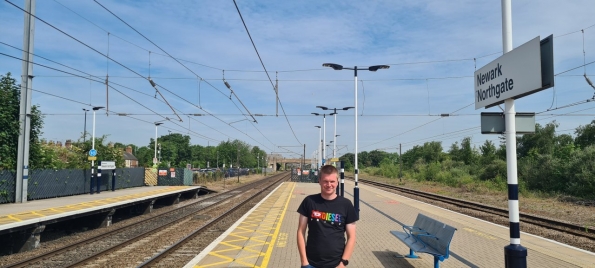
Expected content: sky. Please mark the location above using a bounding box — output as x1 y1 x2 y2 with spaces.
1 0 594 161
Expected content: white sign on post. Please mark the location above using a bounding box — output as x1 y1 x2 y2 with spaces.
474 36 542 109
100 161 116 170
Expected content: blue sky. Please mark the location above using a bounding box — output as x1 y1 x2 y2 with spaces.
1 0 594 160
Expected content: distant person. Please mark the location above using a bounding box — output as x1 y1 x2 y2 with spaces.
297 165 358 268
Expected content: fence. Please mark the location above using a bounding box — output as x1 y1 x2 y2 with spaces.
290 168 318 183
156 168 193 186
0 167 145 204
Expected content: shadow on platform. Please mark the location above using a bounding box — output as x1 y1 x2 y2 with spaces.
372 250 417 268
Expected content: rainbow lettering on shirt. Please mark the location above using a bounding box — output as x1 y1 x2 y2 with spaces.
311 210 342 223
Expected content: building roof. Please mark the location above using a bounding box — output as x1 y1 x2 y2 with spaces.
123 151 138 161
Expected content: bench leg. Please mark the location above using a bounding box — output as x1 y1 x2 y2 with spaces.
394 249 418 259
405 249 419 258
433 256 440 268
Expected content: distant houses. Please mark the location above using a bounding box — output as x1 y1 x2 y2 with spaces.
123 146 138 168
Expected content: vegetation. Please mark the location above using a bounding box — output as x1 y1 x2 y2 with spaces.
0 73 44 170
340 121 595 199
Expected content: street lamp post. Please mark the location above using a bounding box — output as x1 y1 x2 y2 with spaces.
317 106 354 159
90 106 104 195
314 126 321 169
83 108 89 143
312 112 335 165
154 122 163 166
335 134 341 158
323 63 390 216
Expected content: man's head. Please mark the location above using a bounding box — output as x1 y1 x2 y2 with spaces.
318 165 338 198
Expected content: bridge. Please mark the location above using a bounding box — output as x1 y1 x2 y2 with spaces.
266 157 314 171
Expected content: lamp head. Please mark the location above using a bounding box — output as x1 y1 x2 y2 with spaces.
83 108 89 112
330 112 337 116
315 126 321 128
322 63 343 70
92 106 104 111
342 106 355 110
316 106 329 110
311 112 320 116
368 65 390 72
155 122 163 126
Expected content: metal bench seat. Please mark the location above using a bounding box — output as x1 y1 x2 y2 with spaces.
390 213 457 268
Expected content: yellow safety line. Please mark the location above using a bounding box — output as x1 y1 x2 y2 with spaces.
0 186 196 223
260 182 295 267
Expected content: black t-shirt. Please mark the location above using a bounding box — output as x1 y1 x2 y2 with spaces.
297 194 358 268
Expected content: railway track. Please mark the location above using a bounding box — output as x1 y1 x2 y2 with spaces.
4 172 289 268
353 177 595 241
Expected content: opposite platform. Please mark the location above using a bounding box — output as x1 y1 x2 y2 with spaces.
0 185 202 233
188 181 595 267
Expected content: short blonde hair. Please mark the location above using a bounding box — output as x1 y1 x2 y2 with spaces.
320 165 338 179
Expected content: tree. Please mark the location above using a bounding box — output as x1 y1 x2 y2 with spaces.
460 137 478 165
517 122 557 157
479 140 496 165
0 72 44 170
574 120 595 149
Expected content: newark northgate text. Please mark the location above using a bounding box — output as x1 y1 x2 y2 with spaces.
476 63 514 102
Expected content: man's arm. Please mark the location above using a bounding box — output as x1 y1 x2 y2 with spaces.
338 223 356 267
297 214 309 266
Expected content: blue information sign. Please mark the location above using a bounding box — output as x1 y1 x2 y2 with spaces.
89 149 97 157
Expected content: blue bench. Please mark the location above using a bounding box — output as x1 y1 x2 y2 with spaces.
390 213 457 268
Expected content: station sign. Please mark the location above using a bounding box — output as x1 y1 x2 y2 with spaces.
100 161 116 170
480 112 536 134
474 35 554 109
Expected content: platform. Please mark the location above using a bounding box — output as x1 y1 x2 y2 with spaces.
0 185 202 234
187 180 595 267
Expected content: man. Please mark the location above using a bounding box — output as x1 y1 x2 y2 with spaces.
297 165 358 268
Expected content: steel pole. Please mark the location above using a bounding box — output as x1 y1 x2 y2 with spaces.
322 115 326 164
318 127 322 168
154 125 158 162
91 109 97 195
333 113 337 158
501 0 526 266
83 110 88 143
353 67 360 216
16 0 36 203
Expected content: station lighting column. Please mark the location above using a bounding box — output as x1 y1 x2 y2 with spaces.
322 63 390 216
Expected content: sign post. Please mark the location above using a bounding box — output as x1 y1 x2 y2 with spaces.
100 161 116 191
475 3 553 266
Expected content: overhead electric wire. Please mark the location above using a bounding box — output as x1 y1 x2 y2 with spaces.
0 48 235 143
4 2 271 150
232 0 301 145
92 0 269 147
1 42 238 141
29 86 220 142
5 0 182 122
92 0 257 124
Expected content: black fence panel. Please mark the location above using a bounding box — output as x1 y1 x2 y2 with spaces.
0 170 16 204
290 168 318 183
0 168 146 203
157 168 183 186
28 169 89 200
97 167 146 191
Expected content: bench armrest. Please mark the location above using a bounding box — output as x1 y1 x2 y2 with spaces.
402 225 429 243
